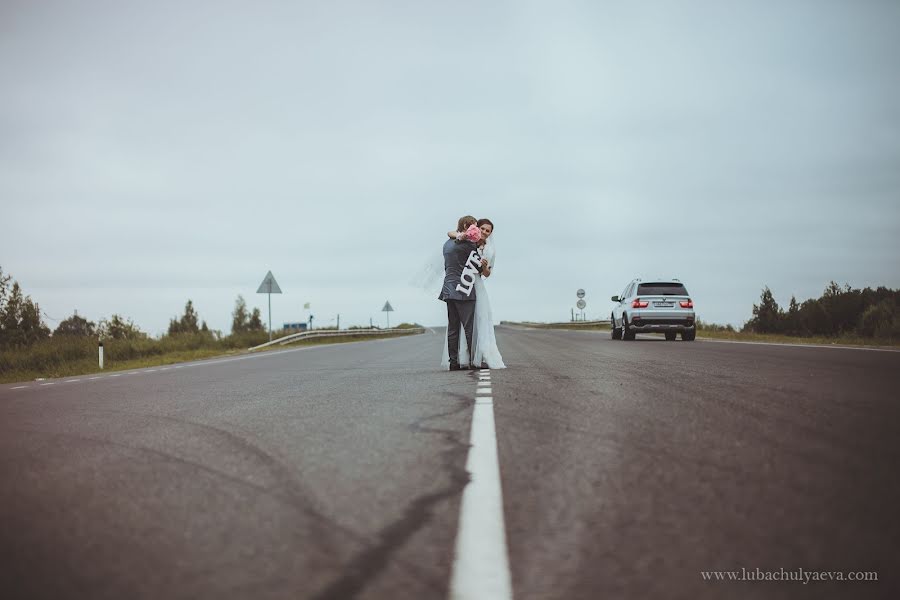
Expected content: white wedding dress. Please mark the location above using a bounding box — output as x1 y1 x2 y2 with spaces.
441 238 506 370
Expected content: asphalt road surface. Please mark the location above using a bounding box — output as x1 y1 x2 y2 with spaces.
1 327 898 600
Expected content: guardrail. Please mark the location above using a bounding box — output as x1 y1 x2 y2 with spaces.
248 327 426 351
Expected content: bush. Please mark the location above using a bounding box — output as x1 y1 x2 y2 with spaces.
857 299 899 339
696 320 734 332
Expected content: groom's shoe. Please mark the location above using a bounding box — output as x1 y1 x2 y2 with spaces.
449 363 463 371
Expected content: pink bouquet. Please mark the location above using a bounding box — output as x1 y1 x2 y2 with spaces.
464 224 482 243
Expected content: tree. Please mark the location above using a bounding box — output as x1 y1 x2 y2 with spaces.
54 313 97 337
0 266 11 310
232 295 249 334
248 307 264 331
0 279 50 348
0 281 23 337
99 315 145 340
858 299 898 339
18 298 50 346
168 300 201 335
744 286 783 333
819 281 861 335
784 296 800 335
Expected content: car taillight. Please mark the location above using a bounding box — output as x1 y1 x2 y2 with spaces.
680 299 693 308
632 298 649 308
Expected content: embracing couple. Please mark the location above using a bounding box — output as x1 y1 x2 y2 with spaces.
438 215 506 371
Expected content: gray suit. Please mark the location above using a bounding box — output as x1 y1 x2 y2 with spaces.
439 239 482 367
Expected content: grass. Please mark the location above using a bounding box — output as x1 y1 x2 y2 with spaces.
0 329 422 384
502 321 899 348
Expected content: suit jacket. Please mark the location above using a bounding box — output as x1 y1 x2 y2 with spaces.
439 238 482 302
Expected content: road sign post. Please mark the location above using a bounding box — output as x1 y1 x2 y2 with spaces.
577 292 587 322
382 301 394 328
256 270 283 342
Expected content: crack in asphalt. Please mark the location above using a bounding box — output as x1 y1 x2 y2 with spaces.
311 396 473 600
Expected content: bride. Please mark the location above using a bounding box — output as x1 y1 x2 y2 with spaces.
441 218 506 370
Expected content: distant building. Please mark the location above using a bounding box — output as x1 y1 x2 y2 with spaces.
283 322 308 332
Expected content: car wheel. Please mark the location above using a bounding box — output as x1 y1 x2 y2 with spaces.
623 314 636 341
665 332 677 341
681 328 696 341
611 313 622 339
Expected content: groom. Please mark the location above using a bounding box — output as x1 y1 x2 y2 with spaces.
439 215 483 370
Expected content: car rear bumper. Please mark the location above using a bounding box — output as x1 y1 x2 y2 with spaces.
629 310 695 331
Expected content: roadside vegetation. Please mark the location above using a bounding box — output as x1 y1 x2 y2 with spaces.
507 282 900 348
0 265 422 383
741 282 899 341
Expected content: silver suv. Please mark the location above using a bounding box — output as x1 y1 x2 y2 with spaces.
611 279 696 341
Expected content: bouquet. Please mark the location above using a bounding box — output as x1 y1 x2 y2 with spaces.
457 224 482 243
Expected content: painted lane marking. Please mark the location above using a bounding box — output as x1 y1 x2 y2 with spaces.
110 374 121 377
11 386 27 390
39 383 55 386
88 376 102 380
476 389 492 395
449 392 513 600
64 379 82 383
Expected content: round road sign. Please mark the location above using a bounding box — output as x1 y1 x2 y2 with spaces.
576 299 586 309
576 289 585 299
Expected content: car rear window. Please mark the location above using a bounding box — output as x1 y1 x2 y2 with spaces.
637 282 689 296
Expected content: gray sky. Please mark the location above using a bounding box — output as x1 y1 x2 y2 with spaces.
2 0 899 335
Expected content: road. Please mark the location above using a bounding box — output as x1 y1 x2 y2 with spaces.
1 327 898 599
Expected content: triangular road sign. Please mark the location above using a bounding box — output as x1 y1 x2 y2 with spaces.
382 301 394 312
256 271 282 294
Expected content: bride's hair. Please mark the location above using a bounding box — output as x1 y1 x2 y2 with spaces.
477 218 494 230
457 215 477 232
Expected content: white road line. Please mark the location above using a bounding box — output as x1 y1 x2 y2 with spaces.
110 374 121 377
450 393 513 600
11 386 27 390
88 376 102 380
64 379 81 383
697 338 900 353
476 388 492 394
39 383 55 386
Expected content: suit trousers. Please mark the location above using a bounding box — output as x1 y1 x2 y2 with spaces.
446 300 476 367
